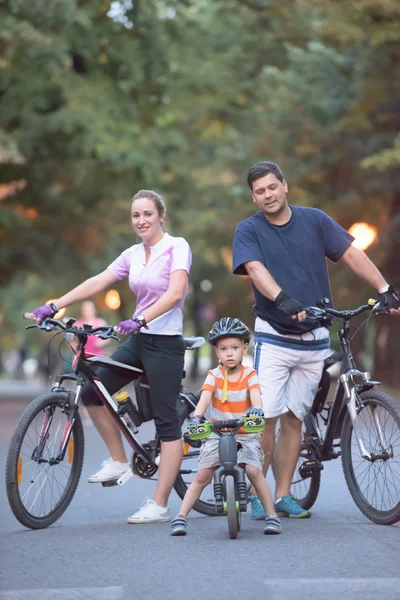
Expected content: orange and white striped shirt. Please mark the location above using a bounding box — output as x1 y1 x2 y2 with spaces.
201 365 261 431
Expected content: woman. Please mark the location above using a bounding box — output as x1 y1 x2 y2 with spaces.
31 190 192 524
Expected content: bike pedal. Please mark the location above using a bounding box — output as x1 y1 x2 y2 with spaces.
299 460 324 479
101 478 119 487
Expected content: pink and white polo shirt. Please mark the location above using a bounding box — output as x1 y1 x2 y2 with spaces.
107 233 192 335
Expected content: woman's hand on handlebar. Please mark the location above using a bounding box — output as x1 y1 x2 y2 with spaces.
115 318 142 336
31 304 56 323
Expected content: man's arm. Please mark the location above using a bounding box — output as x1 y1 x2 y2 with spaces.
244 261 307 321
339 244 387 291
340 244 400 314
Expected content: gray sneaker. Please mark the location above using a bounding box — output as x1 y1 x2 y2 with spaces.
264 515 282 535
171 514 187 536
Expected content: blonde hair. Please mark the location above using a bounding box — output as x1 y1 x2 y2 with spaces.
131 190 167 218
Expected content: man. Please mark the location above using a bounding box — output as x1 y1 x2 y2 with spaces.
232 160 400 519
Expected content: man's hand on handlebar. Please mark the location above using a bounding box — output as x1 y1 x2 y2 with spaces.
274 290 307 322
378 285 400 315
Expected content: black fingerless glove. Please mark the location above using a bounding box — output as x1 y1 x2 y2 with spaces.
379 285 400 310
275 290 304 317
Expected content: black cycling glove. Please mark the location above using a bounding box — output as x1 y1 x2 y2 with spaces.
379 284 400 310
274 290 304 317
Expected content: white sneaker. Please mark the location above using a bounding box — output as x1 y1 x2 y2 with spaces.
88 458 130 483
127 498 170 524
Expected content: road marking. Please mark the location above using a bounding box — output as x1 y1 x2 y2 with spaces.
264 578 400 599
0 587 123 600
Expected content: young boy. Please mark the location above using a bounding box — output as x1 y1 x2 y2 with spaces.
171 317 282 536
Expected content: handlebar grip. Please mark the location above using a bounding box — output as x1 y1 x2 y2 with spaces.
24 313 35 320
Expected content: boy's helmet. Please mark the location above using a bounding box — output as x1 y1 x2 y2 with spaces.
208 317 251 345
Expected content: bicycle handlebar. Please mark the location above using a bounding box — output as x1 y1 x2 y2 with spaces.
306 300 387 321
23 314 120 341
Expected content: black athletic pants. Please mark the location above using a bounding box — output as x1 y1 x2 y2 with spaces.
81 333 185 442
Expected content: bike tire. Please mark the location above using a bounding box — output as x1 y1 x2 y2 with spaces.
282 418 321 510
5 391 84 529
173 393 216 517
226 476 238 539
291 454 321 511
341 390 400 525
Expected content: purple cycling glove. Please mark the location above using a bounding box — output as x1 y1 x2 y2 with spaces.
32 304 56 321
116 319 142 336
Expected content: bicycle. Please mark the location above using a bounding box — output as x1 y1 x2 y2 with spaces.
289 298 400 525
187 416 265 539
5 315 217 529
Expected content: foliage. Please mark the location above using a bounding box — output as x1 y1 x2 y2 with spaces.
1 0 399 381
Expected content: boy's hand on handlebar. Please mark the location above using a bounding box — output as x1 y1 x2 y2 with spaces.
31 304 56 323
379 285 400 315
246 408 264 418
275 290 307 322
116 319 142 336
189 415 202 425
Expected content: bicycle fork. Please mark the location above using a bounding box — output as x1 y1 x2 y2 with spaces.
341 371 390 461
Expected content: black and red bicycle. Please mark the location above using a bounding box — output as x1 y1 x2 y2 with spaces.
5 315 216 529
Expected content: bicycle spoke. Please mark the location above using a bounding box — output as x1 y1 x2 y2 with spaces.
349 400 400 513
17 403 75 518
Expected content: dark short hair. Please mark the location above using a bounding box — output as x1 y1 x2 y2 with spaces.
247 161 284 190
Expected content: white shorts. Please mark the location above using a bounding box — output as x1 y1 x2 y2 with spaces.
253 318 332 421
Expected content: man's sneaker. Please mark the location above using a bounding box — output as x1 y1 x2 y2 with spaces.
264 515 282 535
171 514 187 536
274 496 310 518
88 458 130 483
127 498 170 524
249 494 266 520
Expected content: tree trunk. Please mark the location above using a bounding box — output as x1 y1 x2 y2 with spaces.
373 194 400 387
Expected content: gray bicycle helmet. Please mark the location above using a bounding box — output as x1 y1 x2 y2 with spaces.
208 317 251 345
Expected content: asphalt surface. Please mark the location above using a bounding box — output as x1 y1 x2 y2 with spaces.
1 382 399 600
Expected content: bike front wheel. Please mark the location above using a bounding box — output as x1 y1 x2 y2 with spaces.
5 391 84 529
225 476 238 539
341 390 400 525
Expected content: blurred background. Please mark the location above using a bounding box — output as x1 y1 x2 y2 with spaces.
0 0 399 390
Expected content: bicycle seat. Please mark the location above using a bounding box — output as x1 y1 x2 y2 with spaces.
324 349 344 369
184 336 206 350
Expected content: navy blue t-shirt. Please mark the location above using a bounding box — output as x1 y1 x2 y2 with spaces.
232 206 354 334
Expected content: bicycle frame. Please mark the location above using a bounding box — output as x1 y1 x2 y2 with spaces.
307 304 384 462
32 320 204 486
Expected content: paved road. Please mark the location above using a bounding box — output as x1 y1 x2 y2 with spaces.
1 388 399 600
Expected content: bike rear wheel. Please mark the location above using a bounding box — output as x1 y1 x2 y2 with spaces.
226 476 238 539
341 390 400 525
173 391 216 516
290 451 321 510
284 419 321 510
5 391 84 529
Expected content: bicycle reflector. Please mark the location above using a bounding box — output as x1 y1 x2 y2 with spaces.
187 422 212 440
243 416 265 433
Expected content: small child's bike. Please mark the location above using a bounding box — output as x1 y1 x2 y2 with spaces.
187 417 264 539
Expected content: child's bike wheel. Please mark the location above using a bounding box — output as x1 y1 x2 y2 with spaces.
225 476 238 539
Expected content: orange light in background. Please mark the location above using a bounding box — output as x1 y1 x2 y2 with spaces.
46 299 65 319
105 290 121 310
348 222 378 251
